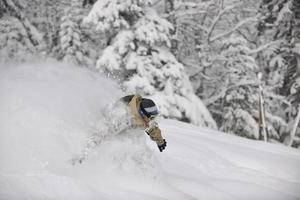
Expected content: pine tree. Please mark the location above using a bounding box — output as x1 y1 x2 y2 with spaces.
258 0 299 94
57 0 93 67
216 35 260 139
84 0 216 128
178 0 262 136
0 16 34 63
285 76 300 146
0 0 43 63
257 0 300 146
25 0 60 53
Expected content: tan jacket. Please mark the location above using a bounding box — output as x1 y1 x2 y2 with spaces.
127 95 165 146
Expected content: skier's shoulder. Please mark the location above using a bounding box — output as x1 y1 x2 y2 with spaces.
120 94 142 104
120 95 135 103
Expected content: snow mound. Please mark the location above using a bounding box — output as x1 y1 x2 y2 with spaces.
0 61 120 170
1 62 300 200
0 62 161 199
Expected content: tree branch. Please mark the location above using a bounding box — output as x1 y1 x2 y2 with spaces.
209 16 258 42
152 0 163 7
207 4 240 42
247 40 282 55
203 80 258 105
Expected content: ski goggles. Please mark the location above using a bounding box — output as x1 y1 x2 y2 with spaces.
139 106 159 120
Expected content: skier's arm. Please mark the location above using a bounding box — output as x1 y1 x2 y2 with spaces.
146 123 167 152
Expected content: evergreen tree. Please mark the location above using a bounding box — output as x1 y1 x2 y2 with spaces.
0 16 34 63
178 0 262 137
25 0 61 53
257 0 300 146
286 78 300 146
215 35 261 139
84 0 216 128
57 0 93 67
258 0 299 95
0 0 43 63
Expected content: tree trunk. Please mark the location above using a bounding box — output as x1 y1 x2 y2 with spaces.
258 73 268 141
287 104 300 146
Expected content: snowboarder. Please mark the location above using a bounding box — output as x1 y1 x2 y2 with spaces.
71 94 167 165
120 94 167 152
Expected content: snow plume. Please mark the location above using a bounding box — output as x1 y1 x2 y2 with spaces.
0 61 161 199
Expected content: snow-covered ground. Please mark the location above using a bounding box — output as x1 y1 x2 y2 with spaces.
1 62 300 200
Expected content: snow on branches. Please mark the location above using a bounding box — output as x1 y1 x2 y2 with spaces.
57 0 93 67
0 16 42 63
85 0 216 128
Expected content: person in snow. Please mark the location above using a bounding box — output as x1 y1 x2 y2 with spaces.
120 94 167 152
72 94 167 165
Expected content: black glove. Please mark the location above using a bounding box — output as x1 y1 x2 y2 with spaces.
157 139 167 152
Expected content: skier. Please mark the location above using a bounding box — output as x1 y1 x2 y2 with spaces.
72 94 167 165
120 94 167 152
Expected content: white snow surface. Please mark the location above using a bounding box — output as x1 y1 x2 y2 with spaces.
0 62 300 200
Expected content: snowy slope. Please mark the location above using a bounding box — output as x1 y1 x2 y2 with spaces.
0 62 300 200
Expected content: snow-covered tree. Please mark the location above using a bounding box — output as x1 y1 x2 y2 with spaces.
23 0 100 66
24 0 61 53
212 35 261 139
174 0 260 97
172 0 293 142
0 0 25 18
258 0 297 95
285 78 300 147
84 0 216 128
0 17 34 63
0 0 43 63
256 0 300 146
173 1 262 137
56 0 93 67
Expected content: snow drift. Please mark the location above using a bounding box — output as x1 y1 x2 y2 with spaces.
0 62 165 199
0 62 300 200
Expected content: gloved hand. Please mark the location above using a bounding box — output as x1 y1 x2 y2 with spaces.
157 139 167 152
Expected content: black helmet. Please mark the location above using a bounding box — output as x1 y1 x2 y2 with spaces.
140 98 159 119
